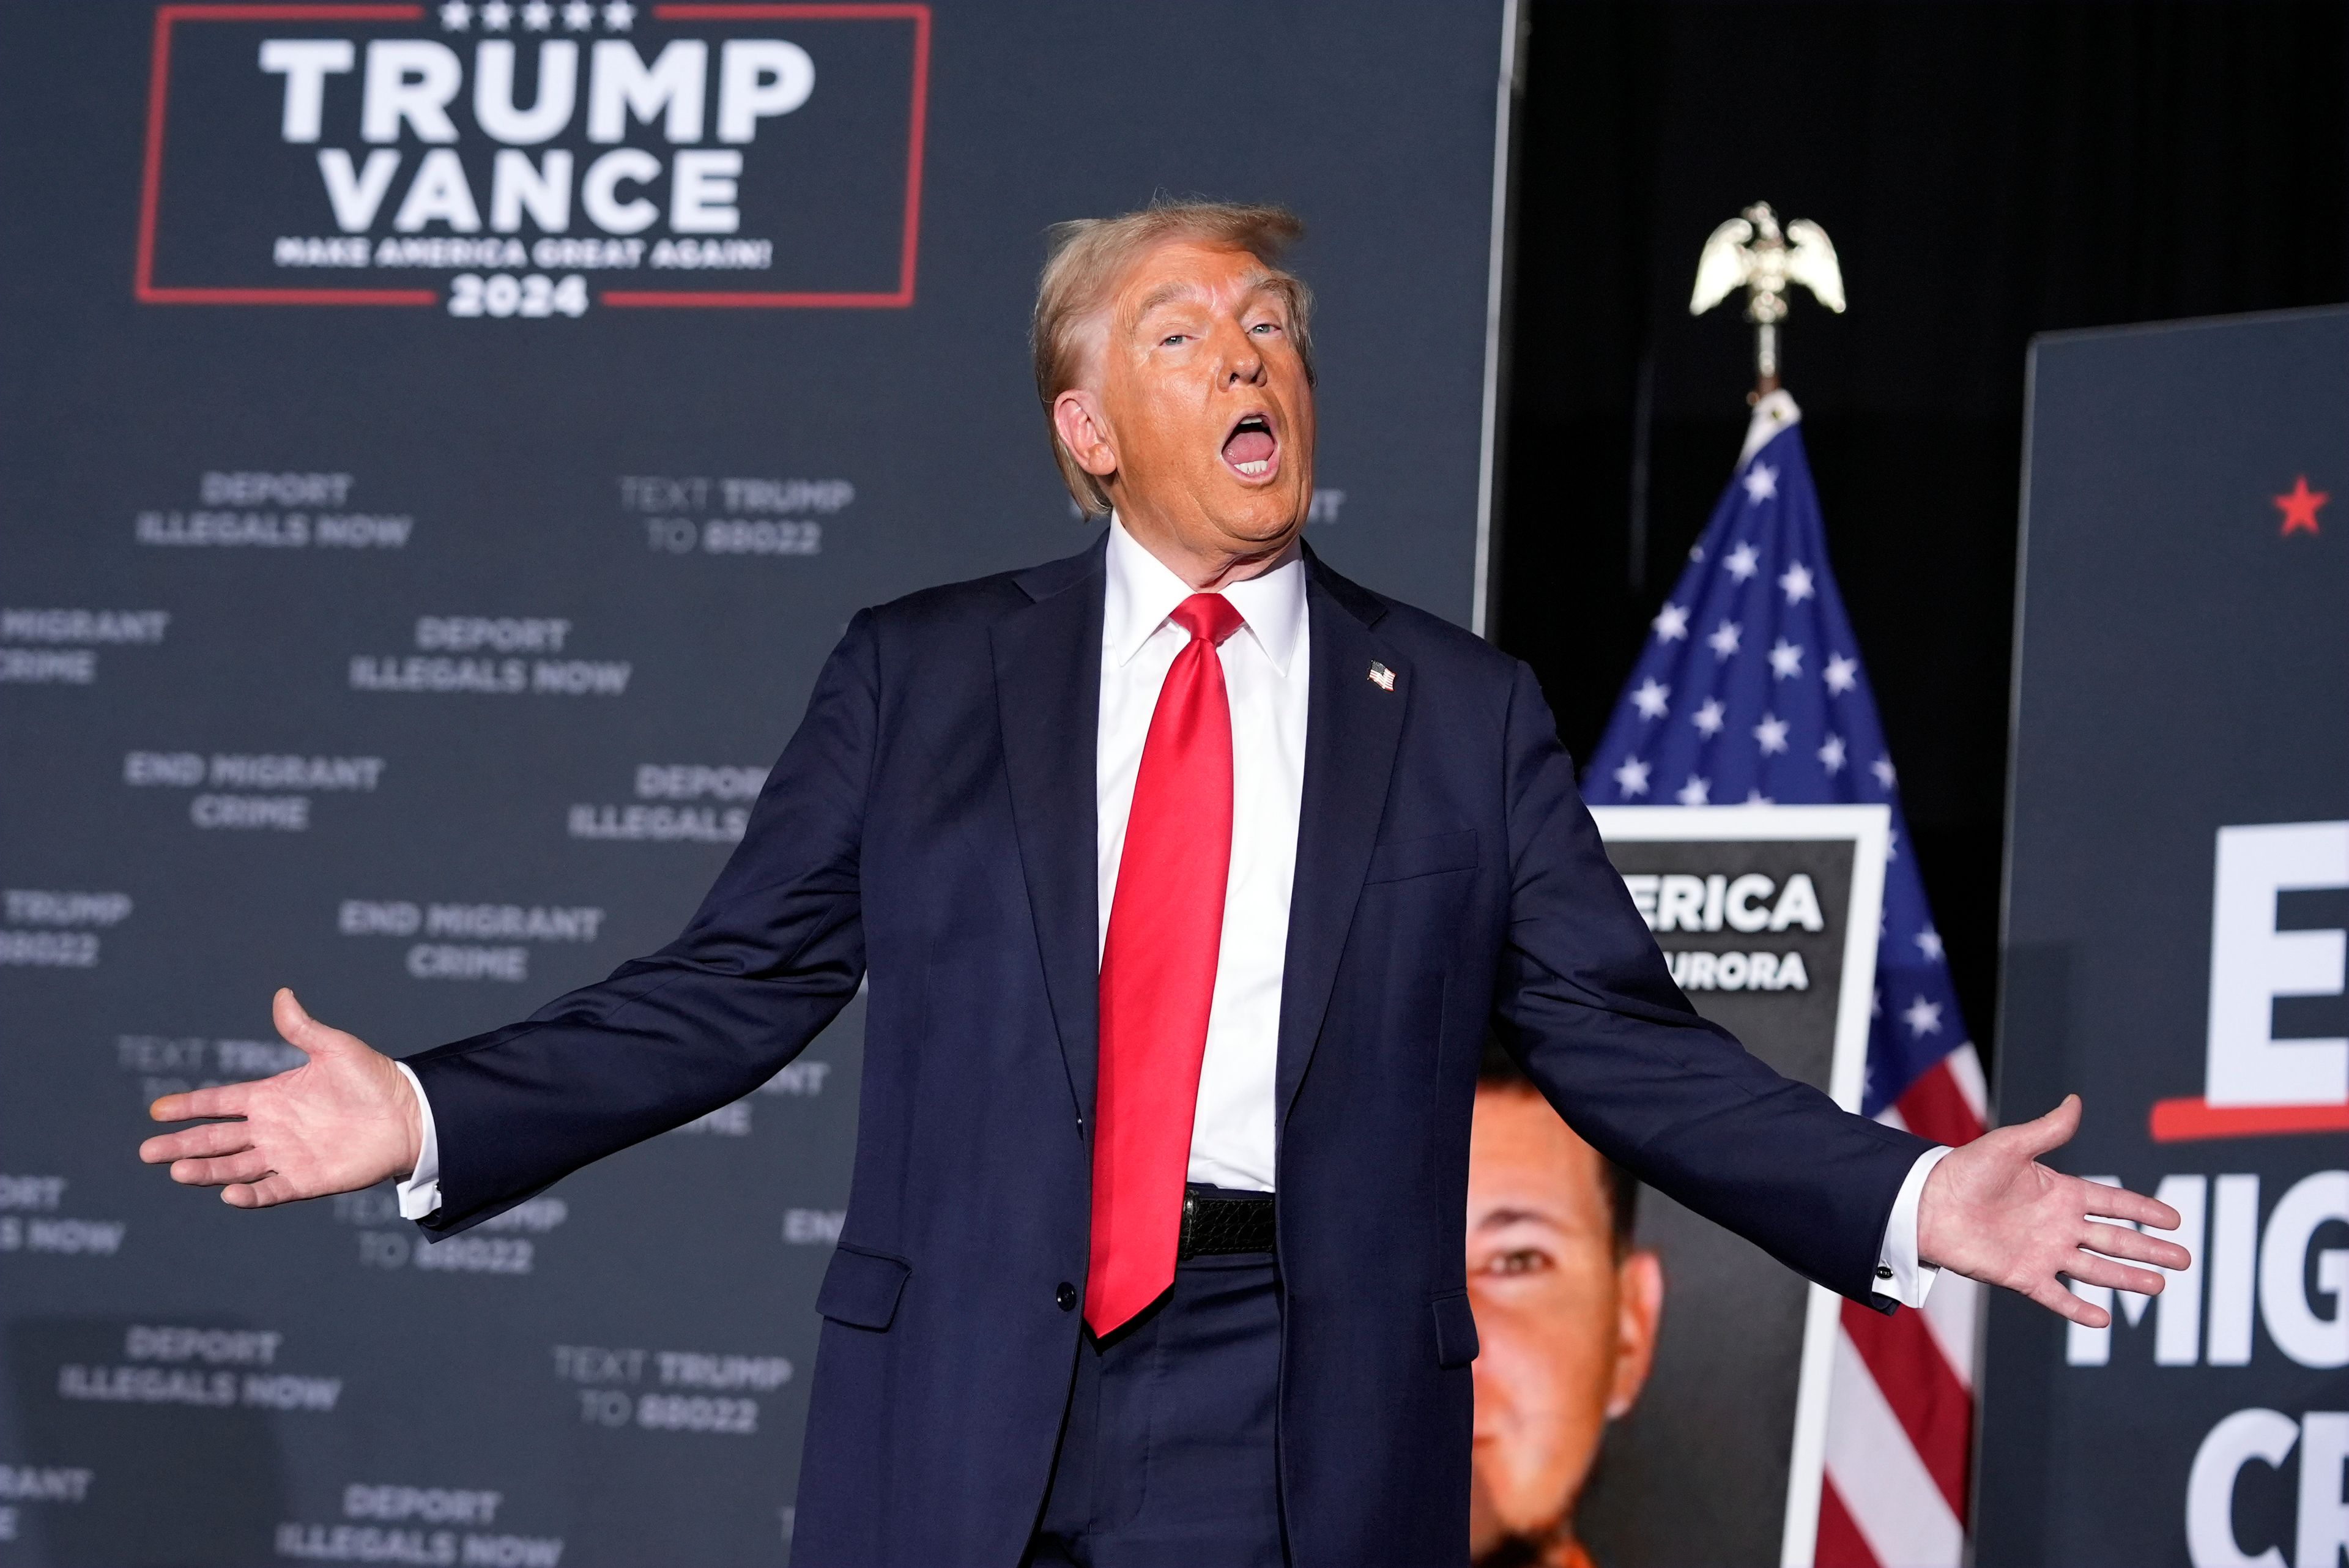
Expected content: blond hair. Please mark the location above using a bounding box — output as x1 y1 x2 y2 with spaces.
1031 200 1315 515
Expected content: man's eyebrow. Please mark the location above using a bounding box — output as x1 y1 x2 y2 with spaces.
1131 280 1201 320
1129 270 1280 324
1474 1205 1562 1232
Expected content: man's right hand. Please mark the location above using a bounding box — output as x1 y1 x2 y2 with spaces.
139 987 421 1209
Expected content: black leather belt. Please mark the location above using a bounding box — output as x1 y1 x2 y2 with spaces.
1178 1186 1275 1260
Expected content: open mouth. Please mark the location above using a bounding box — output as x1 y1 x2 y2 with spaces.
1221 413 1278 480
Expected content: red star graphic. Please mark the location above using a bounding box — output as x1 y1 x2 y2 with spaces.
2274 474 2327 535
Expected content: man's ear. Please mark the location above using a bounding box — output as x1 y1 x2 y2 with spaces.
1605 1249 1664 1419
1052 389 1119 481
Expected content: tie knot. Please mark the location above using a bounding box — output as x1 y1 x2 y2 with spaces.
1170 593 1245 648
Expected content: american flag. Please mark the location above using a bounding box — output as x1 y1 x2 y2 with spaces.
1584 392 1986 1568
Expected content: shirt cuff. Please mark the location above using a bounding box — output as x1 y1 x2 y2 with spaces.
392 1061 442 1221
1872 1145 1953 1307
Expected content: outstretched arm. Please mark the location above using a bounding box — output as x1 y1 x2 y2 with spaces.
138 608 883 1228
1918 1093 2188 1327
140 987 420 1208
1493 659 2189 1318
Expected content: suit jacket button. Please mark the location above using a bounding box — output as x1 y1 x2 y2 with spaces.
1055 1282 1078 1312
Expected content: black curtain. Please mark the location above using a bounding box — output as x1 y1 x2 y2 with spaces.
1496 0 2348 1070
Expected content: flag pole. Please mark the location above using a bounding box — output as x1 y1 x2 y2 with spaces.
1754 319 1781 400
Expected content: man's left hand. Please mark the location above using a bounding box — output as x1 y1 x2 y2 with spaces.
1917 1094 2189 1327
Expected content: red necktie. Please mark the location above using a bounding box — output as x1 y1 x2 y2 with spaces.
1085 592 1246 1335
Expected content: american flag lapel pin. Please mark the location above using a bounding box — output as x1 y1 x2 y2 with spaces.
1367 661 1396 693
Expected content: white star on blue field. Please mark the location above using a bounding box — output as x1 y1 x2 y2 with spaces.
1587 414 1974 1116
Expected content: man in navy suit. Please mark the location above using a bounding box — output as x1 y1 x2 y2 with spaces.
143 202 2187 1567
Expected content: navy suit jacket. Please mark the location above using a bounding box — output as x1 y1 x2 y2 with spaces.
406 535 1931 1567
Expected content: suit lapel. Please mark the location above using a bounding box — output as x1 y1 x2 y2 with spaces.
990 537 1108 1124
1275 552 1406 1137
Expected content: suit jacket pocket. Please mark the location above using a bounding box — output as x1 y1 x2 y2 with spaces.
1364 829 1478 885
1430 1288 1480 1369
815 1243 912 1331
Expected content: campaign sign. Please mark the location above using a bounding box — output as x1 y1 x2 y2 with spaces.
1576 805 1888 1568
141 2 929 308
1977 305 2348 1568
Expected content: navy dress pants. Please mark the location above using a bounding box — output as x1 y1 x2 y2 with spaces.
1024 1249 1285 1568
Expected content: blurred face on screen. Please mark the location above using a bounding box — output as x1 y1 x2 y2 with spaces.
1468 1084 1664 1567
1053 240 1316 586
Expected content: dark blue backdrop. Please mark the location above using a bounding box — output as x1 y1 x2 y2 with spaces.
0 4 1513 1561
1980 305 2347 1568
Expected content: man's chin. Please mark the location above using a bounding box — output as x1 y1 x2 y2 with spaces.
1471 1534 1556 1568
1470 1463 1557 1568
1206 500 1308 555
1197 468 1307 524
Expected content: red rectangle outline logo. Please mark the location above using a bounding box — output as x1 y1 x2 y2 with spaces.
135 2 932 309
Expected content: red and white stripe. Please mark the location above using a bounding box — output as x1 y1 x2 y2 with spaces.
1815 1042 1987 1568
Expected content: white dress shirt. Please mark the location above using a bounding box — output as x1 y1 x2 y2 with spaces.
1097 515 1308 1194
398 513 1942 1304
